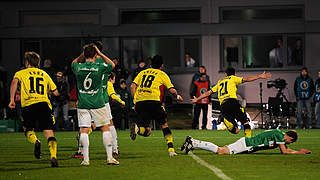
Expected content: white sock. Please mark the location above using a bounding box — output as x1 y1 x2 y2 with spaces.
103 131 113 161
109 126 118 153
79 133 89 162
192 138 218 153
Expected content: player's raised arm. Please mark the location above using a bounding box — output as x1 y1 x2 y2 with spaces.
72 53 84 63
8 78 19 109
242 72 271 83
191 90 213 103
94 45 115 69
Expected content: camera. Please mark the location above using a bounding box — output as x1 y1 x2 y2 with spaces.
267 78 287 90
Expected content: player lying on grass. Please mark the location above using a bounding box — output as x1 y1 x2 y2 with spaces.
181 129 311 155
191 67 271 137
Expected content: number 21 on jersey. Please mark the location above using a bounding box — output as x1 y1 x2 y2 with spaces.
219 81 228 96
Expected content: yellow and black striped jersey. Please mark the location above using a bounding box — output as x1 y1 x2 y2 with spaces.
211 75 243 104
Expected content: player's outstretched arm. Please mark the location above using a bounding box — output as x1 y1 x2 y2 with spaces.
168 88 183 101
94 45 115 69
242 72 271 83
191 90 213 103
279 144 311 154
8 78 19 109
131 83 137 97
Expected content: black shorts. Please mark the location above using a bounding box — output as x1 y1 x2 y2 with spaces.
21 102 55 130
135 101 167 127
221 98 248 127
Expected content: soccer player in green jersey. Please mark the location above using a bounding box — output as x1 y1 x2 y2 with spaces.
181 129 311 155
72 43 119 165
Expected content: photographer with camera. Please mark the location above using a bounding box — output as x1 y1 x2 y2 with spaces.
294 67 315 129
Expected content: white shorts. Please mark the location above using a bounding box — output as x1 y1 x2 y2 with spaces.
227 137 253 154
77 103 113 128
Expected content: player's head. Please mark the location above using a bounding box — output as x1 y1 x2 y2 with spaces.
94 41 103 52
225 67 235 76
151 55 164 69
108 72 115 83
24 51 40 68
83 43 97 59
284 130 298 144
301 67 308 76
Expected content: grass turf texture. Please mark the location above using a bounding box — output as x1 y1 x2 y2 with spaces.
0 129 319 180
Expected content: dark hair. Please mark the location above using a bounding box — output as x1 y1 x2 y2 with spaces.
185 52 191 56
225 67 235 76
286 130 298 142
301 67 308 71
24 51 40 67
200 65 206 69
94 41 103 52
108 72 115 80
120 79 126 85
83 43 97 59
151 55 163 69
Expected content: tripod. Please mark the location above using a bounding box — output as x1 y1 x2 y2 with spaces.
268 88 291 129
252 82 265 128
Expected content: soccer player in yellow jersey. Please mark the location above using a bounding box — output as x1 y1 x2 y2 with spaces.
131 55 183 156
8 52 59 167
192 67 271 137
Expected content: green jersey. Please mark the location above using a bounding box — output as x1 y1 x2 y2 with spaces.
71 61 112 109
95 57 111 104
245 129 285 152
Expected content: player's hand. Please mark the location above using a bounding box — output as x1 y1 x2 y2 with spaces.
75 101 79 108
191 96 198 103
8 101 16 109
177 95 183 101
259 72 271 79
299 149 312 154
121 102 126 107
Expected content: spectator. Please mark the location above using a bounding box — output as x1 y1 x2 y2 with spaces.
191 65 210 83
314 71 320 129
269 39 291 68
42 59 56 79
191 73 210 130
117 80 134 129
132 60 147 81
290 39 303 66
112 57 129 88
294 67 315 129
185 53 196 68
52 71 70 131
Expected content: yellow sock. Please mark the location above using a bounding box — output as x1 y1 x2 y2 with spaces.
245 129 252 138
26 131 38 144
223 118 234 131
138 127 145 136
48 138 57 159
165 134 174 152
88 128 93 135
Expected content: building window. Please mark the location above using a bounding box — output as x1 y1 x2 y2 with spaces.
121 9 200 24
221 6 304 22
221 35 304 70
20 10 100 26
121 36 201 70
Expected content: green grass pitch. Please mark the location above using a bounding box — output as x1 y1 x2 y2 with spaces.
0 129 320 180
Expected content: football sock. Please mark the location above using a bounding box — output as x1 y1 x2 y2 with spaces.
191 138 218 153
48 137 57 159
162 127 174 152
77 133 82 153
88 127 93 135
102 131 113 161
25 131 38 144
244 124 252 137
223 118 234 132
137 127 150 137
80 133 89 162
109 126 118 153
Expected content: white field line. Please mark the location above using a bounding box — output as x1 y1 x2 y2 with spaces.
189 152 233 180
